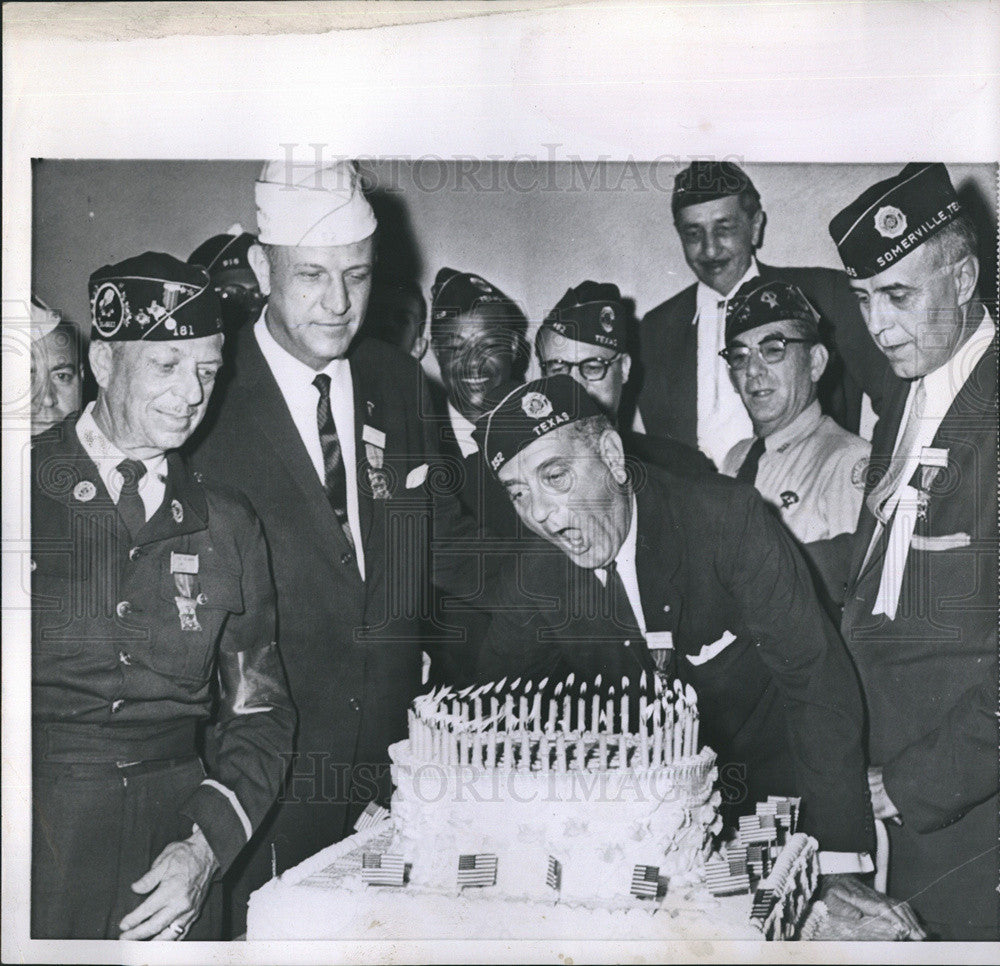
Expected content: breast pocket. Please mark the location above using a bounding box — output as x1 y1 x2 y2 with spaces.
31 553 85 657
158 566 244 682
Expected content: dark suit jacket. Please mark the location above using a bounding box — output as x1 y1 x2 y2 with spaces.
635 263 889 445
188 331 483 932
841 334 998 937
479 466 874 855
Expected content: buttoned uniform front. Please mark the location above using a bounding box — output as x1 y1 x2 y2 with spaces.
722 400 870 599
188 326 487 934
841 316 999 940
478 464 875 857
30 413 295 939
636 263 888 450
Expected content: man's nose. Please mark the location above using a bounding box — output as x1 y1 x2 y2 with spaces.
744 348 768 378
176 368 205 406
703 231 723 260
530 489 555 525
321 277 350 316
865 298 895 342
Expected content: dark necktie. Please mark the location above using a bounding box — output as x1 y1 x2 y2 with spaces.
606 561 661 680
116 458 147 537
313 373 354 548
735 436 766 485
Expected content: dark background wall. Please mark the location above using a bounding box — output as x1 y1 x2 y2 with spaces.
32 160 997 382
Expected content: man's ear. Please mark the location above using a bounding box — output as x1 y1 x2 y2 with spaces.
751 208 766 250
620 352 632 385
247 243 271 296
599 427 628 484
88 341 114 391
809 342 829 384
953 253 980 308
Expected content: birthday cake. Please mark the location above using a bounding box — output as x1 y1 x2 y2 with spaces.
248 676 819 940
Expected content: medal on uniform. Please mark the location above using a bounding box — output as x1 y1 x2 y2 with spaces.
363 425 391 500
170 552 202 631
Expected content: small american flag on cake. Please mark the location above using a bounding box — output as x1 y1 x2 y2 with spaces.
353 801 390 832
630 864 660 899
360 852 405 886
705 845 750 895
546 856 562 891
457 853 498 888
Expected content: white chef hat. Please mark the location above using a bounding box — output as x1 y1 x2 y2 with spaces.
255 159 377 247
30 295 62 342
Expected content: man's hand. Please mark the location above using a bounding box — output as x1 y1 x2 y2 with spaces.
867 766 901 822
119 826 219 940
806 873 926 940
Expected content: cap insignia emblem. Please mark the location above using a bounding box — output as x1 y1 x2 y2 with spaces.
521 391 553 420
874 205 907 239
92 282 127 338
760 291 779 309
599 305 615 332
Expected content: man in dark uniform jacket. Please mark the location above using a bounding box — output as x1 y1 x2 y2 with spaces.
537 280 715 476
473 376 924 939
189 160 489 934
31 253 294 940
830 163 999 940
635 161 886 464
425 267 530 684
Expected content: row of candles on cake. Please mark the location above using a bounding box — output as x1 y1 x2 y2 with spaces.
408 672 700 770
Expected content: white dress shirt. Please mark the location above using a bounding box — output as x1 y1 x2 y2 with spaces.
76 403 167 522
255 314 365 578
871 310 995 618
694 260 758 466
447 402 479 458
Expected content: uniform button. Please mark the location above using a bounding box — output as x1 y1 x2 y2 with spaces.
110 698 125 714
116 601 132 618
118 650 132 666
129 546 141 561
340 551 354 566
196 592 208 605
623 639 631 647
349 697 361 712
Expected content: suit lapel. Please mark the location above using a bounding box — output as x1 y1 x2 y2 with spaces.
634 475 683 636
350 355 377 548
236 332 354 569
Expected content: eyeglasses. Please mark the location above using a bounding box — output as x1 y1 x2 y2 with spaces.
719 336 813 371
540 354 622 381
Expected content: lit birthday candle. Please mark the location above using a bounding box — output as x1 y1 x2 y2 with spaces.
578 681 587 733
591 674 602 732
652 698 663 765
639 702 652 767
555 731 566 772
551 681 563 731
621 676 630 734
562 673 574 731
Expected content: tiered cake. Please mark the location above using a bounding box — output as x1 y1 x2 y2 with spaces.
248 675 819 940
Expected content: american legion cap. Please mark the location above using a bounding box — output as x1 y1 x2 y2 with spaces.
88 252 222 341
725 279 821 345
828 163 962 279
472 375 606 477
430 268 520 322
539 281 626 354
671 161 760 219
188 224 257 278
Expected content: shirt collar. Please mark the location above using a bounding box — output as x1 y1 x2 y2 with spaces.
764 398 823 453
447 402 479 458
613 492 639 575
254 310 350 392
75 402 167 491
695 257 760 322
921 308 995 419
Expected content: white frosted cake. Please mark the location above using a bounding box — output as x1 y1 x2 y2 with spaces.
248 675 819 940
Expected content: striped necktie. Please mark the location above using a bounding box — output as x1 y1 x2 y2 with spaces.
313 373 354 548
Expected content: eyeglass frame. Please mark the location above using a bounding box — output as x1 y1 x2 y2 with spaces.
719 335 815 371
540 353 624 381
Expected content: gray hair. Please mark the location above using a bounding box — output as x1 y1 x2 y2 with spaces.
926 214 979 269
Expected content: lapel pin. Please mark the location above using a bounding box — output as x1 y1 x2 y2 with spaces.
73 480 96 502
366 400 375 417
171 499 184 524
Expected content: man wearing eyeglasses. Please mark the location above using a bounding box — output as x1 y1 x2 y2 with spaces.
537 281 714 477
719 280 870 599
635 161 885 468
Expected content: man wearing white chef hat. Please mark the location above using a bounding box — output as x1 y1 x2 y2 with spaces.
190 158 486 936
